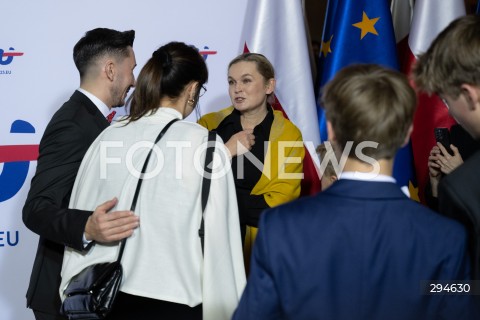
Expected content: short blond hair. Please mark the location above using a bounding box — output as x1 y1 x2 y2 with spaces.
321 64 416 160
228 53 275 103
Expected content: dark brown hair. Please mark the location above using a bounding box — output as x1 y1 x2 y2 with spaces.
413 15 480 98
73 28 135 78
126 42 208 122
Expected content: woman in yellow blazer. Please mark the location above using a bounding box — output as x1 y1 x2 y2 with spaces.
198 53 304 271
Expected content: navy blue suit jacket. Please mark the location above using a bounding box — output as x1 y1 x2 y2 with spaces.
233 179 477 320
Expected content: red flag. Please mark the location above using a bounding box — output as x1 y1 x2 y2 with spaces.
241 0 321 195
398 0 465 203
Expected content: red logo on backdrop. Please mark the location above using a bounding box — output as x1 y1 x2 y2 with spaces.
0 47 24 65
0 47 23 74
0 47 24 75
0 120 38 203
199 46 217 60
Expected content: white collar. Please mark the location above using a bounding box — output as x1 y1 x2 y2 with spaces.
339 171 396 183
157 106 183 119
77 88 111 118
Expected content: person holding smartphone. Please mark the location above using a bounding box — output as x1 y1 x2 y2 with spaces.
426 124 480 209
414 15 480 285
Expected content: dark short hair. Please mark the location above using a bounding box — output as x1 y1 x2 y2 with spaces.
73 28 135 77
322 64 416 160
127 41 208 121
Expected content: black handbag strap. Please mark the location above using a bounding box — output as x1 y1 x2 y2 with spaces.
116 118 179 262
198 131 216 255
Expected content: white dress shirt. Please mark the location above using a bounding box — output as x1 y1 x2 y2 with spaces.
60 107 246 320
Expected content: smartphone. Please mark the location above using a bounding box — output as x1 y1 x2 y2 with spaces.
434 127 452 154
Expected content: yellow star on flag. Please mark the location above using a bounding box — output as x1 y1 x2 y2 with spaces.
352 11 380 40
321 35 333 58
408 181 420 203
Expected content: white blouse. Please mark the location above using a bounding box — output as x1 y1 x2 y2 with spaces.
60 107 246 320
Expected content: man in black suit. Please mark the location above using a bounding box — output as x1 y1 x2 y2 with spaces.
22 28 140 320
413 15 480 281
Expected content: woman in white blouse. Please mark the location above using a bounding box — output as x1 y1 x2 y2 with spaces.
60 41 246 320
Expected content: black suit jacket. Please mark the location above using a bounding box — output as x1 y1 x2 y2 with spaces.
22 90 109 314
439 150 480 280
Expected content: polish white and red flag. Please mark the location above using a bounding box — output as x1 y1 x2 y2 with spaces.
240 0 321 195
392 0 465 203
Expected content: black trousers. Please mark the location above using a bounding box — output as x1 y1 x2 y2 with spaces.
106 292 202 320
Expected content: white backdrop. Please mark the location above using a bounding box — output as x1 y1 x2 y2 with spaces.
0 1 249 318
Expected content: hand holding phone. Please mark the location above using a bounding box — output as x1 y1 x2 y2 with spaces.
434 127 453 155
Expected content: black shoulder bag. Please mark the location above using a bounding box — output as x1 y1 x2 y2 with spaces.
60 118 179 319
198 130 216 254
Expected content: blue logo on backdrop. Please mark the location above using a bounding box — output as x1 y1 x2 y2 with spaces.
0 231 19 247
0 47 24 65
0 120 38 203
0 47 24 75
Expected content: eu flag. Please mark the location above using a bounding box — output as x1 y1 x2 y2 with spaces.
317 0 418 199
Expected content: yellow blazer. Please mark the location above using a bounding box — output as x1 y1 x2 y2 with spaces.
198 106 305 207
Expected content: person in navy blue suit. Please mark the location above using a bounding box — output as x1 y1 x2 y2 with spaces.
233 64 477 320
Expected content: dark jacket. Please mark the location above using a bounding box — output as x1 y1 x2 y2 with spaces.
23 90 108 314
